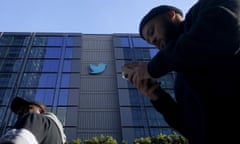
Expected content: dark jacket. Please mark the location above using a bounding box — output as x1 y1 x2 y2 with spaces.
0 113 64 144
149 0 240 143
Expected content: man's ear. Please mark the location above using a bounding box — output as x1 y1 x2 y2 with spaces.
167 10 176 20
39 104 46 113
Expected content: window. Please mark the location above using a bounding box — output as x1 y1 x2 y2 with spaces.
114 48 124 59
123 48 133 59
33 37 63 46
66 37 81 47
25 60 59 72
135 128 145 138
61 74 70 88
0 35 30 46
58 89 68 105
165 89 175 99
20 73 57 88
161 128 173 135
150 128 161 136
0 89 12 105
0 73 17 87
0 60 22 72
34 89 55 105
133 49 151 60
30 47 61 58
0 47 26 58
64 48 72 58
149 49 159 58
129 89 144 106
65 48 81 59
132 108 147 126
159 74 175 88
132 37 154 48
0 107 7 121
63 60 71 72
113 37 130 47
56 107 67 126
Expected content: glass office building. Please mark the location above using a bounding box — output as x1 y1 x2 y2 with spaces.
0 32 176 143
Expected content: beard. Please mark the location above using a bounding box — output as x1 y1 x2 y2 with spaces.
162 18 183 45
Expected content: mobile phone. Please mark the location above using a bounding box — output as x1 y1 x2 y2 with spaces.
121 65 159 87
121 65 132 80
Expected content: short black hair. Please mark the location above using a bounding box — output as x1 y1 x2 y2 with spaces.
11 97 45 114
139 5 183 39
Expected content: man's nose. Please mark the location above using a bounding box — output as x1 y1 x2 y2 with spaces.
151 37 157 45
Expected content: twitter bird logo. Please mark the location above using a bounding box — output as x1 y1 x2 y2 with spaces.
89 63 107 75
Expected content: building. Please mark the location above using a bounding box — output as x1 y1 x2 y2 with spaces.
0 32 176 143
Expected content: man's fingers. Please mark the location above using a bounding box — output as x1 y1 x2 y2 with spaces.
124 62 140 69
128 70 135 83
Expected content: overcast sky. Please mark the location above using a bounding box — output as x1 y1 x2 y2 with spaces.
0 0 197 34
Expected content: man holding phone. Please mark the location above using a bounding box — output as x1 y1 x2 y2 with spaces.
124 1 240 144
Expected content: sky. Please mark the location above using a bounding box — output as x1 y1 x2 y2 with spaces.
0 0 197 34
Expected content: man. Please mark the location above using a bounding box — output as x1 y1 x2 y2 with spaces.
0 97 66 144
125 1 240 144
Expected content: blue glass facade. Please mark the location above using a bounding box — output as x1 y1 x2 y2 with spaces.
0 33 176 143
114 35 176 142
0 33 81 135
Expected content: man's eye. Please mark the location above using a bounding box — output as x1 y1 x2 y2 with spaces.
150 29 153 36
149 27 154 36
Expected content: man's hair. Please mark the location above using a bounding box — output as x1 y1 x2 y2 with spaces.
139 5 183 39
11 97 46 114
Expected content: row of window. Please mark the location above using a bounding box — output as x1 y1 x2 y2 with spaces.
0 59 81 72
0 47 81 59
134 127 174 138
115 48 158 60
0 88 79 106
131 107 169 127
113 37 154 48
0 36 81 47
0 73 80 88
0 35 151 48
0 106 68 127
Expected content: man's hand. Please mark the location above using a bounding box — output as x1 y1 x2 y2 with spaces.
138 79 160 101
123 62 152 89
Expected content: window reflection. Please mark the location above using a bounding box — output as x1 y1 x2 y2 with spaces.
33 37 63 46
63 60 71 72
65 48 72 58
0 89 12 105
123 48 133 59
146 108 167 127
113 37 130 47
159 74 175 88
132 108 147 126
18 89 54 106
135 128 145 138
149 49 158 58
61 74 70 88
0 60 22 72
66 37 81 47
34 89 54 105
56 107 66 126
21 73 57 88
132 37 154 48
133 49 151 60
0 35 30 46
58 89 68 105
0 107 7 123
30 47 61 58
25 60 59 72
0 73 17 87
0 47 26 58
129 89 144 106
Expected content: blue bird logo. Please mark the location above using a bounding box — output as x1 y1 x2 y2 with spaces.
89 63 107 75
